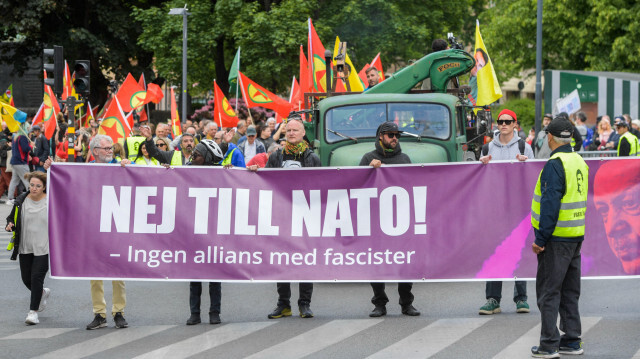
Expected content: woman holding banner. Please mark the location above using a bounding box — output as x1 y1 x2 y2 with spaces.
6 171 50 325
133 143 160 166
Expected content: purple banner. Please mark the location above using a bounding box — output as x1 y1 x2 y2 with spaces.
48 158 640 281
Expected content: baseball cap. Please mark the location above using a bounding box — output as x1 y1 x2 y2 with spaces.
246 125 257 136
376 121 399 136
546 116 574 138
31 125 41 131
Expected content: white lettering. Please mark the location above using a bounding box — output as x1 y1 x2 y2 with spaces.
291 190 321 237
100 186 131 233
133 186 157 233
189 188 218 234
349 188 377 236
379 186 410 236
257 190 279 236
234 189 256 235
157 187 177 234
322 189 354 237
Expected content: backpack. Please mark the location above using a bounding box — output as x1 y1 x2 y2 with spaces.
482 138 525 157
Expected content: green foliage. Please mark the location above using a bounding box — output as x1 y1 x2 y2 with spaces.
480 0 640 82
495 98 541 132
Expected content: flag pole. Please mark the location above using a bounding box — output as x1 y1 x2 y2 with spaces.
235 48 240 114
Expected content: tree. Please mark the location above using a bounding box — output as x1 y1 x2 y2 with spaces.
0 0 162 106
479 0 640 82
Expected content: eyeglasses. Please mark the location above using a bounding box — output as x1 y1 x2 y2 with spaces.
384 132 401 139
156 142 167 147
497 119 515 125
95 146 113 152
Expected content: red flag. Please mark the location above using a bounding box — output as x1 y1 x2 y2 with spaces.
115 73 146 112
41 72 60 140
144 83 164 104
98 96 132 143
299 45 312 97
308 19 328 92
170 87 182 137
290 77 302 111
358 62 369 84
81 102 99 128
369 53 385 81
32 102 45 127
96 97 112 121
238 71 293 119
136 74 149 122
213 80 239 128
61 60 72 101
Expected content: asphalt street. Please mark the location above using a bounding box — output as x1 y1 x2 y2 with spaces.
0 202 639 358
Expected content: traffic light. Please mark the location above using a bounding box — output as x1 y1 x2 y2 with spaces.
43 45 64 96
73 60 90 95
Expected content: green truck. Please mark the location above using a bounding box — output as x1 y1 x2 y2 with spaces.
302 48 491 166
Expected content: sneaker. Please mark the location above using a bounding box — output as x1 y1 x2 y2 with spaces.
38 288 50 312
186 314 201 325
559 341 584 355
299 304 314 318
401 305 421 316
369 305 387 317
86 314 107 330
6 199 14 206
531 346 560 358
25 310 39 325
114 312 128 328
516 300 530 313
268 305 292 319
209 312 221 325
479 298 501 315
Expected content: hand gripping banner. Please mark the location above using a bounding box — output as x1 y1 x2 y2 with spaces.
47 158 640 282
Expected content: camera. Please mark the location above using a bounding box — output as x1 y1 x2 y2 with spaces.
447 32 463 50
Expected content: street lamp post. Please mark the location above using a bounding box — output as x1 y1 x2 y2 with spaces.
169 5 190 125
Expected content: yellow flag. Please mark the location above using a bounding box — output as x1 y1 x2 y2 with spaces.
474 20 502 106
333 36 365 92
0 101 26 133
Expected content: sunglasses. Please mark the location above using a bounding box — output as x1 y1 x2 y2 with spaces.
384 132 401 139
497 119 515 125
156 142 167 147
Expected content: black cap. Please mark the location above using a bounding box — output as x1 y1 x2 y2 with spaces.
546 116 574 138
615 119 629 128
376 121 399 136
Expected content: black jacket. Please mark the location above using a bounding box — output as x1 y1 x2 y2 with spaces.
359 140 411 165
266 148 321 168
144 138 188 165
6 191 29 261
34 134 50 162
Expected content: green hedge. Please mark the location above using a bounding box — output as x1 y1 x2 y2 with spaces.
494 98 544 132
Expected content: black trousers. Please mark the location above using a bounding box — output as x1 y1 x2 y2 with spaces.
485 280 527 303
19 253 49 311
189 282 221 314
536 241 582 351
276 283 313 306
370 282 414 307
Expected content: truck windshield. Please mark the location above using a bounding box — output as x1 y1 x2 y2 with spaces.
325 103 450 143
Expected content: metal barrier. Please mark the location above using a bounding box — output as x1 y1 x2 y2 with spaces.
577 150 617 158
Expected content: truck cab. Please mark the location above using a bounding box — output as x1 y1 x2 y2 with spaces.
304 48 489 166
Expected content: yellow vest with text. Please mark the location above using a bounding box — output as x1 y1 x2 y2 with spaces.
126 136 147 160
531 152 588 237
170 150 184 166
617 131 639 156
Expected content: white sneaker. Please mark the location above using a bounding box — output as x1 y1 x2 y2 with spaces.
6 199 14 206
26 310 39 325
38 288 50 312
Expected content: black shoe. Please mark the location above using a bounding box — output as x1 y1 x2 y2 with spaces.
401 305 421 316
86 314 107 330
209 312 221 324
268 305 292 319
369 305 387 317
299 304 314 318
114 312 129 328
186 314 201 325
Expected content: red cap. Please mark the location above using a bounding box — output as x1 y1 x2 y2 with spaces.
497 109 517 122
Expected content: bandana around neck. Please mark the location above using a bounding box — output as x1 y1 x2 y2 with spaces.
284 141 308 156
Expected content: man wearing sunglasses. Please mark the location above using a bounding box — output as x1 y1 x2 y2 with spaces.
140 125 193 166
359 121 420 318
478 109 534 316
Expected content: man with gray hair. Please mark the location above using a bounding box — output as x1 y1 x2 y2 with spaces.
231 120 247 144
205 121 218 140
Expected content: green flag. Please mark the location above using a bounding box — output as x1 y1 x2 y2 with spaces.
228 48 240 95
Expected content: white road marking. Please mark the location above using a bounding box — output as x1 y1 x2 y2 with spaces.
1 328 77 340
367 317 491 359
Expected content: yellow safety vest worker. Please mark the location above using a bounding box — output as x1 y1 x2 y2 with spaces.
135 157 160 166
125 136 147 160
221 148 236 166
531 152 588 237
617 131 639 156
170 150 184 166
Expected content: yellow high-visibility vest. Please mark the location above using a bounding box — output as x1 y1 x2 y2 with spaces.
617 131 639 156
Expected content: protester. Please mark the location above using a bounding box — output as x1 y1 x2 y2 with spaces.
359 121 420 318
186 139 225 325
266 117 276 137
238 125 265 164
231 120 247 144
204 121 218 140
478 109 533 315
32 125 49 171
0 136 12 200
535 114 554 158
6 171 50 325
141 125 193 165
247 143 280 168
614 120 639 157
530 116 588 358
171 125 199 150
219 129 245 168
155 136 173 152
247 115 320 319
7 123 32 205
133 143 160 165
365 66 380 90
123 124 146 160
592 116 613 151
605 116 626 150
257 124 274 150
112 142 126 162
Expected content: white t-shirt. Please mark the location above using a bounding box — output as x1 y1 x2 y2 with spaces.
244 141 257 163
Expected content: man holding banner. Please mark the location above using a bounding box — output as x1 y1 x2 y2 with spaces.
530 116 588 358
248 115 320 319
359 121 420 318
141 125 194 166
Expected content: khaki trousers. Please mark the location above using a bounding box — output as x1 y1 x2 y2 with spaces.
90 280 126 317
